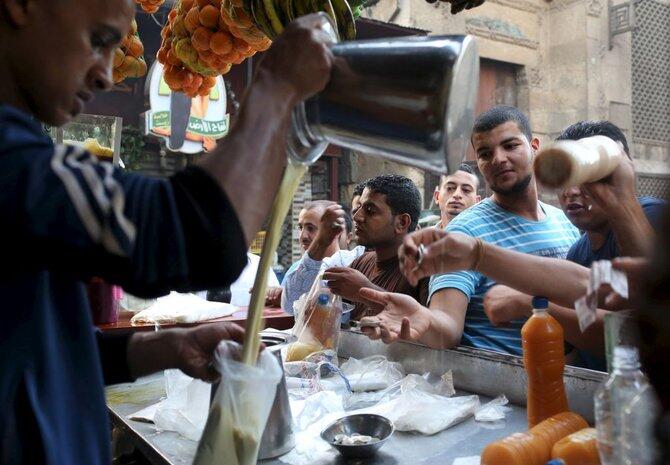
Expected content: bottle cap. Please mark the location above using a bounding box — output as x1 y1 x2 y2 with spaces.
317 294 329 305
545 460 565 465
613 345 640 370
532 296 549 309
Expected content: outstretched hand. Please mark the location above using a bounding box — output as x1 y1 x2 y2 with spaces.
357 288 432 344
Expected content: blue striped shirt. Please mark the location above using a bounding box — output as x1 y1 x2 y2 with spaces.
429 198 580 355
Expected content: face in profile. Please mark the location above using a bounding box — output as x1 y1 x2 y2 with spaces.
3 0 134 125
352 188 399 248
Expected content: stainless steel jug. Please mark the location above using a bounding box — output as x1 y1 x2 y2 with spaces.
287 34 479 174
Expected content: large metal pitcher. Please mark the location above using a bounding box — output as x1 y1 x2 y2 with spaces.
287 34 479 174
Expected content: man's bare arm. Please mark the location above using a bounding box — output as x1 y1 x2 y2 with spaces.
359 287 467 349
422 288 469 349
400 230 591 309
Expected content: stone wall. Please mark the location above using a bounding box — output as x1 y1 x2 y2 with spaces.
361 0 667 179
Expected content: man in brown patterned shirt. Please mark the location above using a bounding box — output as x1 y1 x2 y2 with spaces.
324 175 428 320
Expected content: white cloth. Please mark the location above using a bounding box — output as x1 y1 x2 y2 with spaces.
195 253 280 306
130 292 237 324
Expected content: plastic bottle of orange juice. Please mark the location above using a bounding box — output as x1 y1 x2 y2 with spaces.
522 296 569 427
480 411 588 465
549 427 600 465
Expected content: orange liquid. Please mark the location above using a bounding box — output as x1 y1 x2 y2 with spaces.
551 427 600 465
481 412 588 465
522 310 569 427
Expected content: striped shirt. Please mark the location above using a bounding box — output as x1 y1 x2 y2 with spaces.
429 197 580 355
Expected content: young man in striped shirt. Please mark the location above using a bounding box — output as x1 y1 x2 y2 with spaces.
359 106 579 355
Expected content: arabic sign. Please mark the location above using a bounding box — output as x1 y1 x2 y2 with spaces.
142 61 229 153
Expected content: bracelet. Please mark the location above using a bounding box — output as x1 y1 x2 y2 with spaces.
473 237 486 272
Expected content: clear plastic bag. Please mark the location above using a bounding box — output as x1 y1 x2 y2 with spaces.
286 278 347 362
370 389 479 435
340 356 405 392
474 394 512 422
152 369 210 441
193 341 282 465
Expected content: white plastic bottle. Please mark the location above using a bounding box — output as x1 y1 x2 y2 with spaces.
594 346 649 465
621 383 660 465
534 135 623 188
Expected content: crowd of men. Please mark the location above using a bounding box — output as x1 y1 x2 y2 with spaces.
277 105 666 372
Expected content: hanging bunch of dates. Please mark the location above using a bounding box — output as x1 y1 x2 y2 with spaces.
157 0 366 97
241 0 365 41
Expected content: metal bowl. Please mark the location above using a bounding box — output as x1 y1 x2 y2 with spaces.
320 414 394 458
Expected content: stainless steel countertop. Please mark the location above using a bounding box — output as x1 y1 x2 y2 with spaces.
106 330 605 465
107 375 529 465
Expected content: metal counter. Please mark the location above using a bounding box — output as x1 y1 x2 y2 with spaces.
106 330 607 464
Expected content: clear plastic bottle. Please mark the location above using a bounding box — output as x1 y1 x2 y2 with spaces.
594 346 649 465
621 383 660 465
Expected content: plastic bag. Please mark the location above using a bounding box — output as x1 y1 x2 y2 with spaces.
340 356 405 392
474 394 511 422
152 369 211 441
286 278 346 362
369 389 479 435
193 341 282 465
130 292 237 325
294 390 344 431
284 360 351 399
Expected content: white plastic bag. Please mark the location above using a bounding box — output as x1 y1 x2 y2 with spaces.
193 341 282 465
130 292 237 325
340 356 405 392
474 394 511 423
370 389 479 435
151 370 210 441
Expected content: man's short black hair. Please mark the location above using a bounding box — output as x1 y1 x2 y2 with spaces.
364 174 422 232
440 163 479 188
353 181 366 198
457 163 474 175
471 105 532 142
556 120 631 158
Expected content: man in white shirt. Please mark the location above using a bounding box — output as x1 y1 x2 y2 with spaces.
282 201 365 314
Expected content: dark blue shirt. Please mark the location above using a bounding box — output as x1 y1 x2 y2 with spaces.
566 196 666 371
566 196 667 267
0 105 247 465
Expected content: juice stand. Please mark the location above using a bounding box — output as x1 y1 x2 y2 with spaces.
91 2 652 465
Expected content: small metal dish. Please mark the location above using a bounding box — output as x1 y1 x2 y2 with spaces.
320 414 394 458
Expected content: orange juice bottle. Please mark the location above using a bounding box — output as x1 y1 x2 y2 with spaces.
481 412 588 465
522 296 569 427
550 427 600 465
